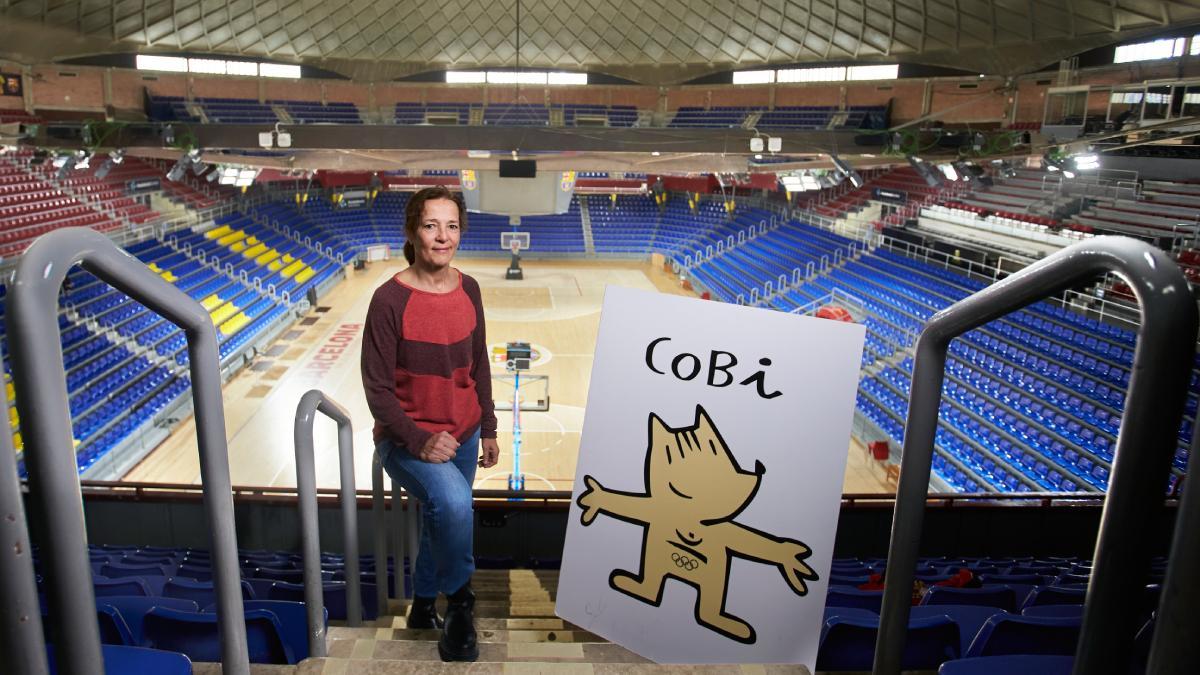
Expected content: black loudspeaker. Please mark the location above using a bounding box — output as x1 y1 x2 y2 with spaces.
306 286 319 307
499 159 537 178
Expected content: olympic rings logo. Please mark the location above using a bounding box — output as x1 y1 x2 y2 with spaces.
671 552 700 571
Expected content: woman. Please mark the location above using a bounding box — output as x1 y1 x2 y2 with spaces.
361 186 499 662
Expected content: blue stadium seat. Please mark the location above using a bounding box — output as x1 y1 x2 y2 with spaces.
965 614 1081 657
911 605 1008 656
267 580 378 621
826 587 885 612
46 644 193 675
162 577 255 606
1021 604 1085 619
1022 586 1086 609
938 655 1074 675
205 599 321 661
93 577 152 598
922 586 1019 612
143 606 294 664
817 614 961 671
99 596 199 646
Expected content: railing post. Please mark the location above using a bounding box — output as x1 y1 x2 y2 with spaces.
371 454 390 617
0 393 48 675
390 479 409 599
405 499 422 592
6 228 249 675
294 389 364 660
872 236 1198 675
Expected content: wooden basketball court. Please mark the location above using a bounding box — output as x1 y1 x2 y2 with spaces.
125 258 893 494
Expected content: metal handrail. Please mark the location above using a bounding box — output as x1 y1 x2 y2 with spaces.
6 227 249 675
293 389 363 659
872 236 1198 675
1148 425 1200 674
0 393 47 675
370 454 391 618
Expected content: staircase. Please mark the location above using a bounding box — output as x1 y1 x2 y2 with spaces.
295 568 810 672
578 196 596 255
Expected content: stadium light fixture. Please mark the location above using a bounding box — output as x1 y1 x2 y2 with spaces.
830 154 864 188
750 137 764 153
907 155 942 187
235 168 258 187
938 163 959 181
767 136 782 153
1073 154 1100 171
166 152 191 182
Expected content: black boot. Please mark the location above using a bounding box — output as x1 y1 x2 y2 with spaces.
406 595 443 630
438 583 478 662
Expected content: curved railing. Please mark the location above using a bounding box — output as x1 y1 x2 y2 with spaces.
4 227 249 675
293 389 363 658
873 236 1199 675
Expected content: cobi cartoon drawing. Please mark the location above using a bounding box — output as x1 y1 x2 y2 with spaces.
576 404 818 644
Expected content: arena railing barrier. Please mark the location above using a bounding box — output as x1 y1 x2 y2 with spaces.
5 227 251 675
293 389 363 657
371 445 418 614
0 392 47 675
873 235 1198 675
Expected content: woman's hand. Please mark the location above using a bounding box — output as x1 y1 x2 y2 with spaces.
479 438 500 468
417 431 459 463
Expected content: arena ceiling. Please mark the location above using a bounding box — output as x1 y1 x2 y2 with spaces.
2 0 1200 84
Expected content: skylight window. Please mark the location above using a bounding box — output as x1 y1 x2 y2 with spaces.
137 55 298 78
733 70 775 85
1114 38 1186 64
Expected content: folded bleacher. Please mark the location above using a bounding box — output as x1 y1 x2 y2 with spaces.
0 148 123 258
148 95 364 125
460 197 586 253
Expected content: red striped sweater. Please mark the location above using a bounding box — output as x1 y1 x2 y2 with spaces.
361 271 497 452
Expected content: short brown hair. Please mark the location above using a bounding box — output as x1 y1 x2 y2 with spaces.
402 186 468 264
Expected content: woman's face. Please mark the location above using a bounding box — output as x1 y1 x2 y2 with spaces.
412 198 461 269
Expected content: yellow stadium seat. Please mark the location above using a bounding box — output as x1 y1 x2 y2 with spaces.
148 262 162 273
230 240 247 253
219 313 252 337
281 254 295 264
217 230 247 247
201 294 224 311
294 267 315 284
6 382 15 402
204 224 232 239
281 260 306 278
210 303 239 326
160 270 177 283
268 259 284 271
244 243 268 259
13 432 21 451
256 250 281 266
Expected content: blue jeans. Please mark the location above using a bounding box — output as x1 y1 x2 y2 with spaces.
377 428 479 598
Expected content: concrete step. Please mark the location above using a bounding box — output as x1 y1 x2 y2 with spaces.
328 625 602 644
376 617 578 632
297 660 808 674
321 638 649 664
296 658 811 667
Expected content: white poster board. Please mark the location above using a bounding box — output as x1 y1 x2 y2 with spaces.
556 286 866 667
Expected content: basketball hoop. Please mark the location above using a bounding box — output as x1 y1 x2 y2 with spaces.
510 238 522 256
